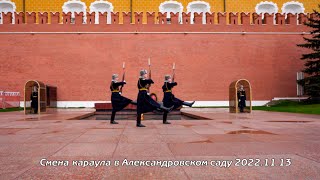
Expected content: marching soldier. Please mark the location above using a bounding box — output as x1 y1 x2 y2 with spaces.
162 75 194 124
237 84 246 113
110 74 137 124
30 85 38 114
136 70 173 127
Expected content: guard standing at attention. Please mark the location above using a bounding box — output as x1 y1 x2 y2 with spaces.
30 85 38 114
136 70 173 127
110 74 137 124
237 84 246 113
162 75 195 124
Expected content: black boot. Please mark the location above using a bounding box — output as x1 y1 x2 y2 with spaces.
131 100 137 105
34 107 38 114
110 111 119 124
159 104 174 113
163 113 171 124
136 114 146 127
182 101 195 107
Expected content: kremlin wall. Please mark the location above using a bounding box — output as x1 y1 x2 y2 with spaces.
0 0 318 107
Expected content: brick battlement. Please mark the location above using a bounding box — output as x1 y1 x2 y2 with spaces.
0 11 316 27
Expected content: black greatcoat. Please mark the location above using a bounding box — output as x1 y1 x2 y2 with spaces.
162 82 183 109
237 89 246 109
137 78 160 114
31 92 38 110
110 81 132 112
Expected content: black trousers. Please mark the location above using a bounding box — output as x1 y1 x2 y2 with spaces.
111 111 116 122
238 97 246 112
163 92 183 109
31 100 38 114
163 112 168 123
33 107 38 114
136 113 142 125
137 90 160 114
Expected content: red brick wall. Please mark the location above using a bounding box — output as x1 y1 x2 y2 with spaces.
0 25 310 101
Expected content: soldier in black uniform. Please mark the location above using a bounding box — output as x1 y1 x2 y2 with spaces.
237 85 246 113
30 86 38 114
110 74 137 124
162 75 194 124
136 70 173 127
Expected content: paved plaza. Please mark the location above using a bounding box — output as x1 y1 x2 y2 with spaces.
0 108 320 179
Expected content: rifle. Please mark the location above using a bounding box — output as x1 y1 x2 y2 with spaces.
172 62 175 82
147 57 151 92
119 62 125 93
